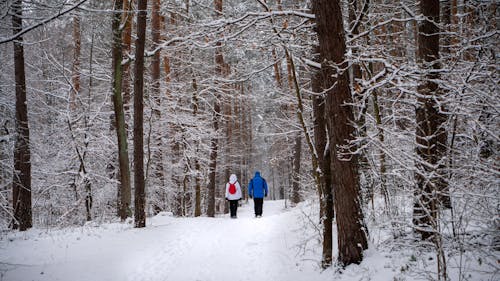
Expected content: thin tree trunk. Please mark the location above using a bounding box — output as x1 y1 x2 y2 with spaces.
312 0 368 266
122 0 133 123
133 0 148 228
291 134 301 204
151 0 164 189
112 0 132 221
372 91 389 209
84 33 95 222
70 15 81 111
206 105 219 217
11 0 32 231
207 0 225 217
191 75 202 217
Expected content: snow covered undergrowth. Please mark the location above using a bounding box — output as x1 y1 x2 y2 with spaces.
0 200 496 281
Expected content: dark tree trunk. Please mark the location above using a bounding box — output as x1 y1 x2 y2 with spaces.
112 0 132 221
207 0 225 217
206 105 219 217
122 0 133 122
151 0 164 191
413 0 448 239
70 15 81 112
11 0 32 231
133 0 148 228
312 58 333 268
291 134 301 205
312 0 368 266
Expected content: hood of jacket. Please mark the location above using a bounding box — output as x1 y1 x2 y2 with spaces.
229 174 237 184
254 171 261 178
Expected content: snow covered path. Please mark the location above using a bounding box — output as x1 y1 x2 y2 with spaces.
0 200 333 281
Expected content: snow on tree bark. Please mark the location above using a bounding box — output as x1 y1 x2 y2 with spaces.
11 0 32 231
312 0 368 266
133 0 148 228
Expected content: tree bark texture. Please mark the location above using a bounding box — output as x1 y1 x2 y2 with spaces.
11 0 32 231
312 0 368 266
207 0 225 217
133 0 148 228
151 0 164 191
122 0 133 122
70 15 81 111
312 62 334 268
414 0 448 240
112 0 132 221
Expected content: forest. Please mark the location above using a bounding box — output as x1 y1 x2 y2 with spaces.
0 0 498 280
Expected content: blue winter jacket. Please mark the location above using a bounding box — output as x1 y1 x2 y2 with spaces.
248 171 268 199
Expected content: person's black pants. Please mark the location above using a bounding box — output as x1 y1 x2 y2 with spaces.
254 198 263 216
229 200 239 217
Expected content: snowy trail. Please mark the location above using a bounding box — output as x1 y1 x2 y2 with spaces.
0 200 328 281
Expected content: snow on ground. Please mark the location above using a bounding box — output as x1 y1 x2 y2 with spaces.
0 200 496 281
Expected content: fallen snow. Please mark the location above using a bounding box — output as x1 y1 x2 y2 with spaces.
0 200 496 281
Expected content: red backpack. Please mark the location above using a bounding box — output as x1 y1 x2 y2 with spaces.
228 182 236 194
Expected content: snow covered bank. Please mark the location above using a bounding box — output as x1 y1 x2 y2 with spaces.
0 200 497 281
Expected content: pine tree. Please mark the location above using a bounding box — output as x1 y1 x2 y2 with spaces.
312 0 368 266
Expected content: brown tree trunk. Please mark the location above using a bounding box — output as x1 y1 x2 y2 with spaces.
311 52 333 268
70 15 81 111
206 104 220 217
150 0 167 215
122 0 133 122
133 0 148 228
191 75 202 217
414 0 449 240
11 0 32 231
312 0 368 266
151 0 164 187
207 0 225 217
291 134 301 204
112 0 132 221
285 48 302 206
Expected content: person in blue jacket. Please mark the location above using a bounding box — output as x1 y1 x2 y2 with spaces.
248 171 268 217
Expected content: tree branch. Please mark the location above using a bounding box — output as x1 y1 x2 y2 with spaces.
0 0 89 45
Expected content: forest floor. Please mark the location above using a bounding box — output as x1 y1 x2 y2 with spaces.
0 200 496 281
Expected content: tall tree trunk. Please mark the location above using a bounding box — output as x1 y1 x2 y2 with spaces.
413 0 448 240
311 50 333 268
439 0 453 209
112 0 132 221
286 48 301 206
312 0 368 266
11 0 32 231
151 0 164 189
70 15 81 111
133 0 148 228
151 0 168 215
207 0 225 217
122 0 133 124
206 104 219 217
291 134 301 204
191 74 202 217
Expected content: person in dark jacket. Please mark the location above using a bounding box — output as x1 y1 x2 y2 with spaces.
248 171 268 217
